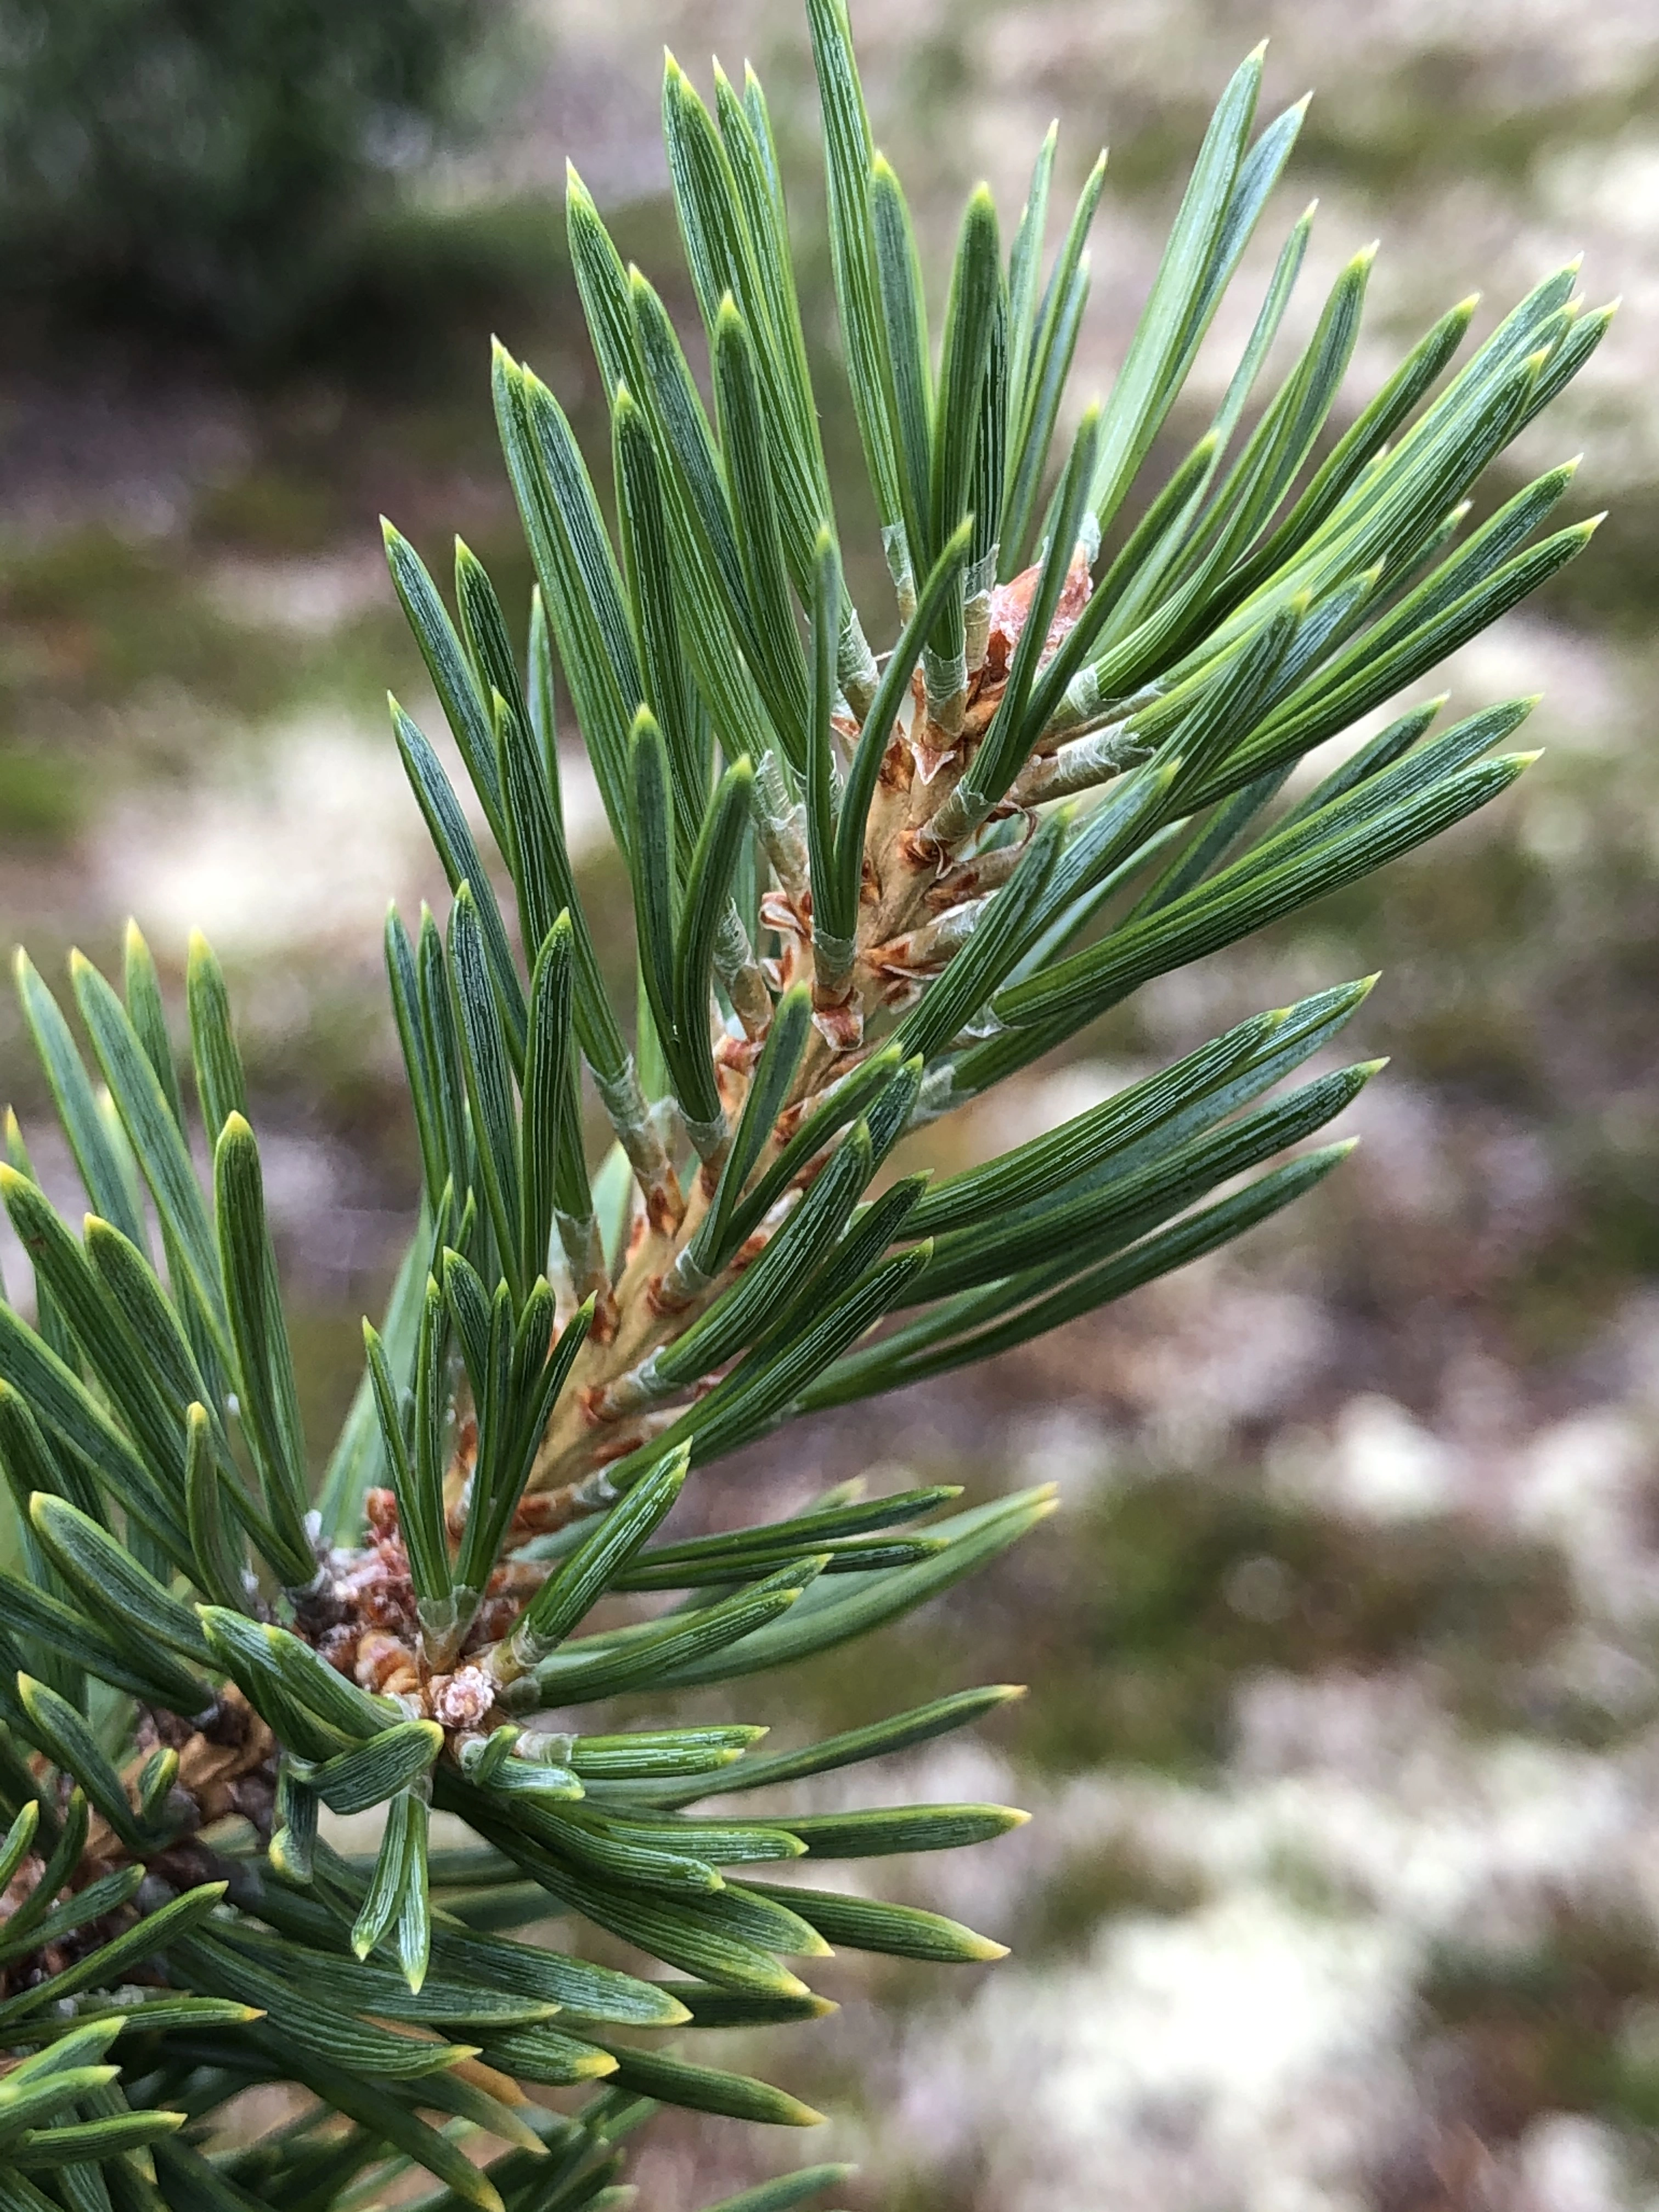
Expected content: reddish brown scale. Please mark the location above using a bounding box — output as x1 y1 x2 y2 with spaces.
646 1267 699 1320
715 1030 765 1076
983 792 1035 825
730 1224 771 1272
772 1093 809 1143
898 817 957 872
927 822 1035 911
983 548 1092 682
442 1424 479 1531
577 1383 612 1427
759 887 805 941
961 688 1003 741
363 1577 417 1635
810 992 862 1052
877 727 912 793
441 1419 481 1539
875 970 924 1010
868 943 947 986
716 1052 749 1114
981 568 1037 678
484 1559 548 1601
354 1631 421 1702
644 1176 685 1237
508 1490 582 1536
317 1623 360 1677
986 539 1092 676
588 1424 657 1468
909 724 961 786
374 1542 414 1590
337 1545 414 1627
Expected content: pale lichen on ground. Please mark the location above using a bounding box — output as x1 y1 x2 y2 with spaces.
4 3 1659 2204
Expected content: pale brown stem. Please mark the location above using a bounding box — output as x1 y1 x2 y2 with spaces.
509 651 1026 1510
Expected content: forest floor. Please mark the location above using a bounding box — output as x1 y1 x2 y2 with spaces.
5 4 1659 2205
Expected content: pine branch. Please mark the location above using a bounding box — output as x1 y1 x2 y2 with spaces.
0 7 1607 2207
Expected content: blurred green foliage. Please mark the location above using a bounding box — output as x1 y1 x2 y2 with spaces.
0 0 485 344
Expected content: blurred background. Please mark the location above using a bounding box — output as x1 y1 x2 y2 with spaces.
2 1 1657 2205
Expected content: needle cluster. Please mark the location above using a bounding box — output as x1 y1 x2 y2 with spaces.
0 5 1606 2206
